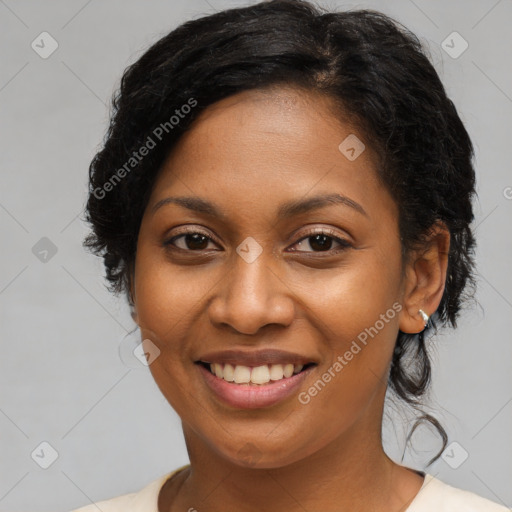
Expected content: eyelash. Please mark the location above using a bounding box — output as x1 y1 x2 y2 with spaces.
164 227 352 255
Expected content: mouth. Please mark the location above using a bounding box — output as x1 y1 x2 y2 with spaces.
195 359 317 409
196 361 316 385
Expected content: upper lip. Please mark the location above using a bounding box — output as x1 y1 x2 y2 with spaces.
196 349 316 367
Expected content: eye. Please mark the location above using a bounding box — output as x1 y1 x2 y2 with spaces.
164 227 352 254
164 229 219 252
288 228 352 254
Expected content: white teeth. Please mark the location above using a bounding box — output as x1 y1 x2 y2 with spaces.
283 363 294 378
233 365 251 383
251 365 270 384
207 363 307 384
223 363 235 382
269 364 284 381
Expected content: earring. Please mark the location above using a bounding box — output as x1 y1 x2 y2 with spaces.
418 309 429 328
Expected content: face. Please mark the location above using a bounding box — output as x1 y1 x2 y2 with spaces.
132 87 410 468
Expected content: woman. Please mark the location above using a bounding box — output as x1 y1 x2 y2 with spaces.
73 0 508 510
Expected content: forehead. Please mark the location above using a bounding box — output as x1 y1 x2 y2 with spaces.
148 86 394 223
175 86 357 163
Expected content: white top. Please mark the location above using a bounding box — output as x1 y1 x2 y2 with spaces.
70 466 510 511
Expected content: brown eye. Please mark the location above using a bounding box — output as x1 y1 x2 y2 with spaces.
165 231 218 251
290 228 352 254
164 227 351 255
306 234 333 252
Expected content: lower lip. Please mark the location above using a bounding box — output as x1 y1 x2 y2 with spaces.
197 364 314 409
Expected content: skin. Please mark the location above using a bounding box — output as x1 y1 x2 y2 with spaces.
130 86 450 512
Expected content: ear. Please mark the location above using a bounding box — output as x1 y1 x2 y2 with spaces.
398 222 450 334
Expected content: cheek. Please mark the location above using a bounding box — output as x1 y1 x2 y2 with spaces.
290 291 400 460
133 245 215 335
132 245 224 412
295 246 402 342
294 249 402 406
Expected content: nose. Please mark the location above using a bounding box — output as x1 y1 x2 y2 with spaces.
207 246 296 335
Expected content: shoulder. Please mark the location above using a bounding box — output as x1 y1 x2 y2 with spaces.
68 467 186 512
408 474 510 512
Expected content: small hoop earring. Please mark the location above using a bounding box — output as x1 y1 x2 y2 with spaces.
418 309 429 328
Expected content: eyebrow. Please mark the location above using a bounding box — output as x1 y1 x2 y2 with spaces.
151 193 368 219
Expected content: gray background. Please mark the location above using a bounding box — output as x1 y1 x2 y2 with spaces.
1 0 511 510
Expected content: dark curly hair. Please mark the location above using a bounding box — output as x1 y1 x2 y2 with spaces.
83 0 476 465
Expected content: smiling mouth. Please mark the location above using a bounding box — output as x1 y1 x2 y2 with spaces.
196 361 316 385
